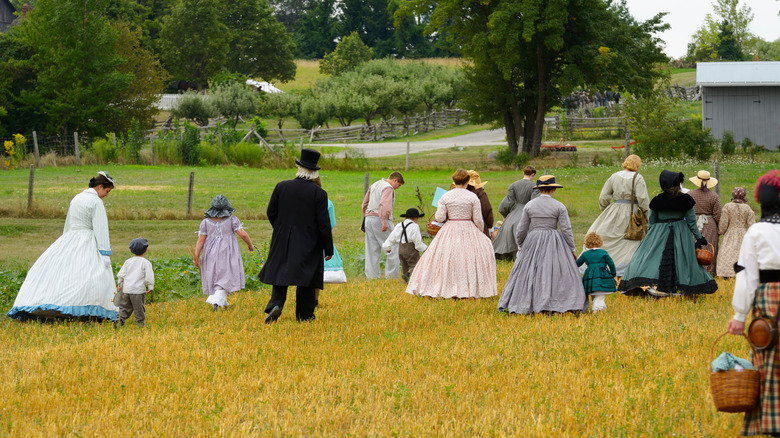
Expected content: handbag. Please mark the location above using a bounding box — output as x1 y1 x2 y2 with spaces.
624 172 648 240
748 301 780 351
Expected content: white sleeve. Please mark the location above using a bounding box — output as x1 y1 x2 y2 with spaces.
410 223 428 252
145 260 155 291
732 229 759 322
116 262 128 286
382 223 402 252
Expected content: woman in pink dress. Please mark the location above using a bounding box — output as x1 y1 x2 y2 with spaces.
406 169 497 298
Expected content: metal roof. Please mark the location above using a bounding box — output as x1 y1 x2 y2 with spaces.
697 62 780 87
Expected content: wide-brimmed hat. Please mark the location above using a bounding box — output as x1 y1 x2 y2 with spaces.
535 174 563 189
204 194 235 218
295 148 321 170
690 170 718 189
467 170 488 189
129 238 149 256
400 208 425 218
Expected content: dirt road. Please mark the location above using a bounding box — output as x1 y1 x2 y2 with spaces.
322 128 506 158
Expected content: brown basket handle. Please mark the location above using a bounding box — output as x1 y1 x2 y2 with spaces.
709 331 756 372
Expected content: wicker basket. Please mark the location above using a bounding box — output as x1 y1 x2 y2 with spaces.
709 332 760 413
426 220 441 237
697 242 715 266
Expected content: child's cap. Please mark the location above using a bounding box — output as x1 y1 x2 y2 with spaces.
129 238 149 255
400 208 425 218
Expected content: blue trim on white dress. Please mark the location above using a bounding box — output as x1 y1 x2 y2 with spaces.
6 304 117 321
99 249 112 256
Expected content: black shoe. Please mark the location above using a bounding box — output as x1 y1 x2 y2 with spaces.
401 273 410 283
265 306 282 324
212 303 219 312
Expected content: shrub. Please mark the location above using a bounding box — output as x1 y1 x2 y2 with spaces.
721 131 736 156
120 118 145 164
171 90 216 126
92 137 119 163
180 122 202 165
225 141 266 167
740 137 753 154
675 119 716 161
496 148 530 167
199 141 227 165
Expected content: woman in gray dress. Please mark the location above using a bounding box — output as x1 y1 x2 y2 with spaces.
493 166 539 260
498 175 588 314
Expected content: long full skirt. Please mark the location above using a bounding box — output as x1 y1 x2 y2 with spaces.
7 229 118 321
584 202 640 276
406 221 496 298
493 205 525 256
499 229 588 314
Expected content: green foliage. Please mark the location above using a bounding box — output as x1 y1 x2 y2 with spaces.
180 122 202 165
0 268 25 310
159 0 229 88
224 141 267 167
686 0 754 62
91 137 119 163
120 118 145 164
204 122 244 147
675 119 717 161
210 82 260 128
319 32 374 76
295 93 332 130
258 92 300 130
717 20 744 61
211 72 248 87
740 137 754 153
219 0 296 83
171 91 216 126
199 141 227 165
145 256 202 303
496 148 530 168
721 131 736 155
293 0 338 58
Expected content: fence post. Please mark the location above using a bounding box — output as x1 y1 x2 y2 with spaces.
363 172 370 196
713 162 720 196
27 165 34 211
299 137 304 153
150 138 155 165
32 131 40 167
405 140 410 171
74 132 81 165
111 133 116 148
187 171 195 218
623 124 630 160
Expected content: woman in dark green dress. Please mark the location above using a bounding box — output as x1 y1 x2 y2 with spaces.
577 232 617 312
618 170 718 296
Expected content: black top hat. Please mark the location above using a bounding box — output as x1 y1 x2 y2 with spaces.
295 148 321 170
400 208 425 218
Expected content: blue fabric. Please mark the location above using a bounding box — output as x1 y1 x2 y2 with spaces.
99 249 112 256
711 352 756 372
6 304 117 321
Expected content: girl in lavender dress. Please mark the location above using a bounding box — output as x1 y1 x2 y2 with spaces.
193 195 256 310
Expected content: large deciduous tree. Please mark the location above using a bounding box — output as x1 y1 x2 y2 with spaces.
292 0 338 58
319 31 374 76
401 0 667 156
159 0 229 89
0 0 150 136
220 0 297 83
686 0 753 61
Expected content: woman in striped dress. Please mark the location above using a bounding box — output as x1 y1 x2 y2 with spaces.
7 172 119 321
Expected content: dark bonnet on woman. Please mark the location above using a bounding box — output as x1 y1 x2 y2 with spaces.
649 170 694 212
89 171 115 189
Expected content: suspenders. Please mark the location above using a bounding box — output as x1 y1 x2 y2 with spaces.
401 220 410 244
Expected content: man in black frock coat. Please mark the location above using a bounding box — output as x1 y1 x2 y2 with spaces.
259 149 333 322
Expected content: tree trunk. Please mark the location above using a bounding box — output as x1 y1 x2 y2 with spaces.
504 111 519 155
531 36 546 158
522 95 536 155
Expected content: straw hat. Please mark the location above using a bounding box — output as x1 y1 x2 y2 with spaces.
690 170 718 189
467 170 488 189
536 174 563 189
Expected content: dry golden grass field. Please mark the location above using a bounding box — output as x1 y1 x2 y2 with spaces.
0 270 751 436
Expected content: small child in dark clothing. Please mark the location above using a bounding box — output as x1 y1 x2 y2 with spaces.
382 208 428 282
576 232 617 312
115 238 154 327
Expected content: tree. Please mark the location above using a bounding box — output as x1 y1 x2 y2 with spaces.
258 92 300 129
402 0 668 156
171 91 216 126
339 0 396 57
159 0 229 89
220 0 297 83
293 0 338 58
687 0 753 61
0 0 138 136
717 20 744 60
319 31 373 76
210 82 260 128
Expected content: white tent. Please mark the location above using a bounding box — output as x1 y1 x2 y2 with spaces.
246 79 283 94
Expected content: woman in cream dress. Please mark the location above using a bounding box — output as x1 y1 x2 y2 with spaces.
584 155 649 276
7 172 119 321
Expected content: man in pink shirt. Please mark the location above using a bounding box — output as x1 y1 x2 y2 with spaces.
362 171 404 279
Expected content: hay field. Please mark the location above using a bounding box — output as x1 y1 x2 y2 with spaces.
0 272 746 435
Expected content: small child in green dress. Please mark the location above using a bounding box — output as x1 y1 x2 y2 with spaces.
576 232 617 312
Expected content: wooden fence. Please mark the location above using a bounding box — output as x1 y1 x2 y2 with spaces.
544 116 626 139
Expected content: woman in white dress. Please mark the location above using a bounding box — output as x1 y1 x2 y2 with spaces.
7 172 119 321
406 169 497 298
583 154 649 275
